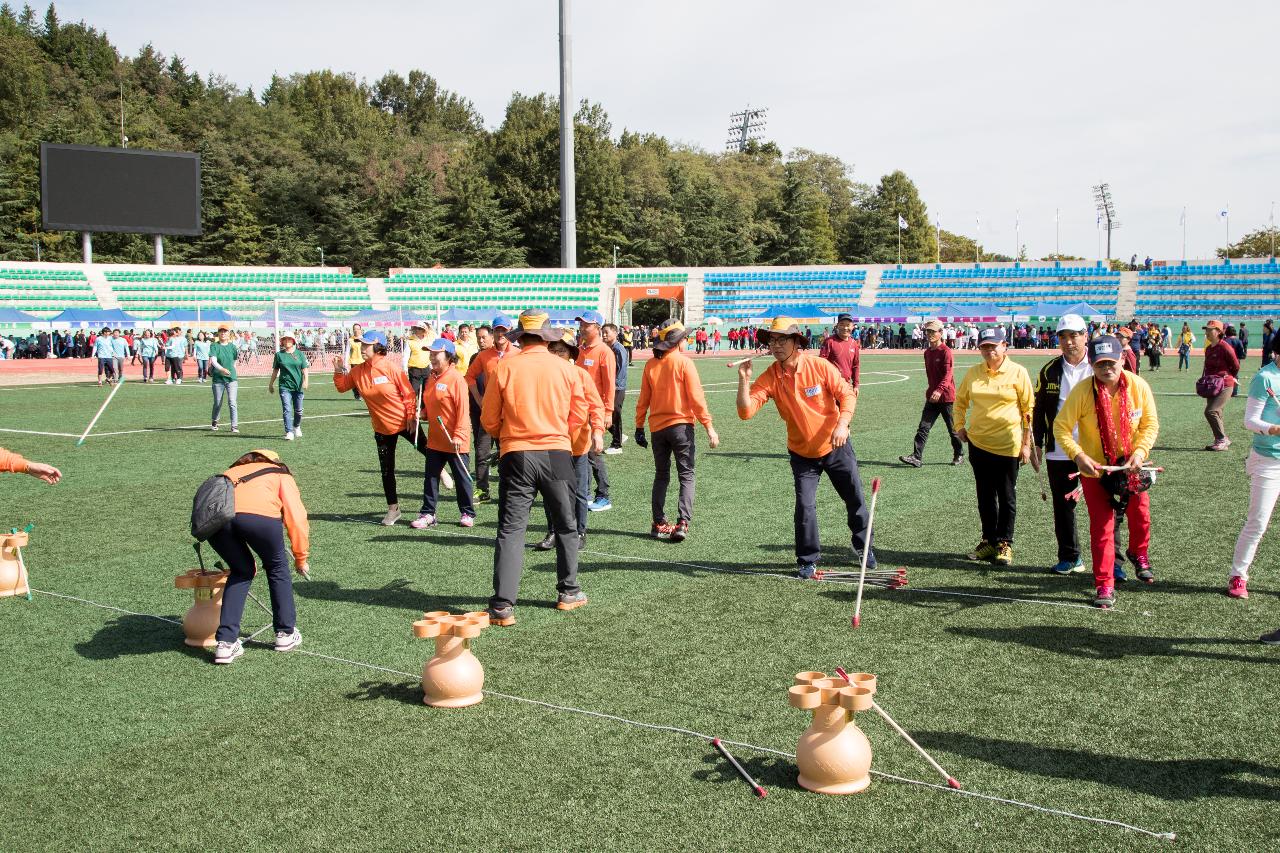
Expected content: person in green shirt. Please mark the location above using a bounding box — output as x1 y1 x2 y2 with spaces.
269 333 310 440
209 324 240 433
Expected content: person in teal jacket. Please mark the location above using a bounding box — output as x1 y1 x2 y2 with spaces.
193 332 212 382
93 327 115 386
165 327 188 384
137 329 160 382
109 329 129 383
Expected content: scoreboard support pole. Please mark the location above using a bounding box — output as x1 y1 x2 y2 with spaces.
81 232 92 264
153 235 164 265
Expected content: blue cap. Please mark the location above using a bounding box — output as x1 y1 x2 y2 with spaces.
977 326 1006 346
491 314 516 331
428 337 456 355
359 330 387 347
575 310 606 325
1087 334 1123 364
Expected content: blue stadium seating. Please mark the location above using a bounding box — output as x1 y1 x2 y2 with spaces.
1134 260 1280 318
876 263 1119 314
702 269 865 315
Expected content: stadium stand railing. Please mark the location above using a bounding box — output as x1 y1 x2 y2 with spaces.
104 266 371 316
383 269 602 313
0 266 98 313
702 268 866 315
875 261 1120 314
1134 259 1280 319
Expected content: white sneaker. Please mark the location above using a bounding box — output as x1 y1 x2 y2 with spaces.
176 379 182 385
210 423 219 431
381 507 402 526
284 431 295 441
165 378 173 385
274 628 302 652
231 427 240 434
293 426 302 437
604 447 623 455
214 639 243 664
442 469 455 490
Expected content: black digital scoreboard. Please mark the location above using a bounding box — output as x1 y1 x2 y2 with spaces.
41 143 202 236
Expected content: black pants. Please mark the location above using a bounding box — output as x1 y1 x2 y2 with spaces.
652 423 696 523
788 442 873 566
423 447 475 517
1046 458 1081 563
491 449 581 610
609 388 626 448
408 366 431 397
167 355 183 380
209 513 296 643
470 399 495 492
373 428 427 506
588 446 609 500
912 400 963 459
969 443 1019 544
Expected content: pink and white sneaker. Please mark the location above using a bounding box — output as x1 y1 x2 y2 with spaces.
459 514 475 528
1227 576 1249 599
410 513 437 529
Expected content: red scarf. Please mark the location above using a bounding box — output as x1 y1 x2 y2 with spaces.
1094 373 1133 466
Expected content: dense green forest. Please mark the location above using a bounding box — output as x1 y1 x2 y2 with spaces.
10 4 1266 275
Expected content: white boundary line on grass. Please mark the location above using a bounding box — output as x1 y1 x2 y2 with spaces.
0 410 369 441
330 513 1112 612
27 586 1175 842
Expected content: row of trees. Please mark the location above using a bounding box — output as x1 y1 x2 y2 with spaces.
2 5 1270 274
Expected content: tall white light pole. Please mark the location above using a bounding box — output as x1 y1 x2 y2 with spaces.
559 0 577 269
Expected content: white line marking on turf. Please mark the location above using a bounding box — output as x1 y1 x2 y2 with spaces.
28 586 1175 841
0 410 369 441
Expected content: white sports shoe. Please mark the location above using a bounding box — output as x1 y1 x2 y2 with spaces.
284 432 295 440
176 379 182 385
381 507 402 526
165 378 173 385
604 447 623 455
214 639 243 664
293 426 302 437
274 628 302 652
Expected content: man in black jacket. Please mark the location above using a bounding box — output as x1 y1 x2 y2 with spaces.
1031 314 1093 575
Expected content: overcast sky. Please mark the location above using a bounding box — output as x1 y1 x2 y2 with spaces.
57 0 1280 262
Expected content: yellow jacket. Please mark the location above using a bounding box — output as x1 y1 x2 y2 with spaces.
1052 371 1158 474
954 358 1034 457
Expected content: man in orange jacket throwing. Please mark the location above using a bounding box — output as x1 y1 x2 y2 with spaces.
482 310 594 626
737 316 874 579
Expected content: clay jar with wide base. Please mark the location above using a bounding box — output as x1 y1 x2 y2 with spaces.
0 532 29 599
413 611 491 708
788 670 877 795
174 569 230 648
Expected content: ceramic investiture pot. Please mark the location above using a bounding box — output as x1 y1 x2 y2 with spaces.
788 670 877 794
174 569 230 648
413 610 491 708
0 531 29 598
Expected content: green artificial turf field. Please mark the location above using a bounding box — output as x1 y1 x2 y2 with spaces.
1 352 1277 851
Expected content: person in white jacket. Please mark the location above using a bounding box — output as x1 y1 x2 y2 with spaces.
1229 334 1280 612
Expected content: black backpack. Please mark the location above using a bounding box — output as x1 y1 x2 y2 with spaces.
191 466 288 541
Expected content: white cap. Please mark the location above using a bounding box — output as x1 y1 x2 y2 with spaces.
1056 314 1087 333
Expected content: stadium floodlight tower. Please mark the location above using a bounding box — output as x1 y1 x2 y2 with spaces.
559 0 576 269
1092 183 1120 261
726 106 768 153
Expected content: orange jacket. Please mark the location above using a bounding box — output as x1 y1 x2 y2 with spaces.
481 342 588 454
0 448 28 474
464 345 511 395
333 354 416 435
423 365 471 454
225 461 310 566
634 349 712 432
575 339 616 419
738 353 855 458
572 366 606 457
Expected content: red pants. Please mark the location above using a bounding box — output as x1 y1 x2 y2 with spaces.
1081 477 1150 587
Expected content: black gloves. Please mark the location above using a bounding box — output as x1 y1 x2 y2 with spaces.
634 428 648 449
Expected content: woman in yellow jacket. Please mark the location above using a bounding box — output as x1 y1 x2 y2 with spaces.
1053 335 1159 609
954 326 1034 565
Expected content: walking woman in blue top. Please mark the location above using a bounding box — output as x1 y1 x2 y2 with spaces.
93 328 115 386
137 329 160 383
165 327 188 384
1229 333 1280 606
193 332 212 382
